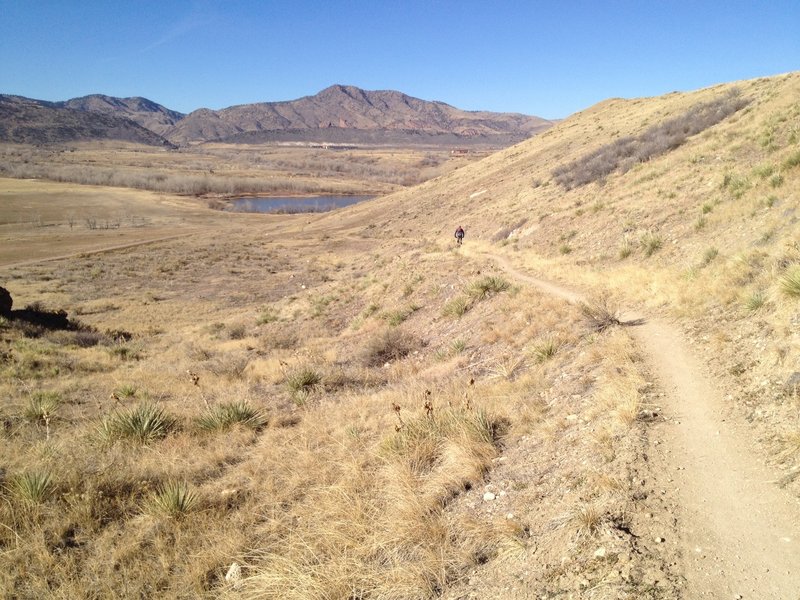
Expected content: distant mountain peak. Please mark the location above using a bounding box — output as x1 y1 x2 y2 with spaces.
166 85 553 146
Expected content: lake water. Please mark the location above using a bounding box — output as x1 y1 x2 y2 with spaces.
228 195 374 213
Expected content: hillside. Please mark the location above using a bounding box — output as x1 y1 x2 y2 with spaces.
59 94 184 137
163 84 553 146
2 72 799 599
0 95 174 146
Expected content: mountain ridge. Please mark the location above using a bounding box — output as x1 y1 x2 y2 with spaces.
166 84 552 146
0 86 552 147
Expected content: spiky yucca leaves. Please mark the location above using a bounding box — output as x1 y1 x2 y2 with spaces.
23 391 60 424
467 275 510 300
98 403 175 445
196 400 266 431
779 266 800 297
745 290 767 311
8 470 55 504
285 367 322 393
147 480 199 517
532 336 561 362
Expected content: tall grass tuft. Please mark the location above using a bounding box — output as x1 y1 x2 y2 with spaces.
442 295 471 318
197 400 267 431
147 480 199 517
640 231 663 257
98 403 176 445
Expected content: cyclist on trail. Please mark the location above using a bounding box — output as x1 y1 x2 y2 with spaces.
454 225 465 246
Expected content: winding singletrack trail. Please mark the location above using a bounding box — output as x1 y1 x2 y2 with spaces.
485 252 800 599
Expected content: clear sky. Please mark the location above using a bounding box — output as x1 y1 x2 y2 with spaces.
1 0 798 119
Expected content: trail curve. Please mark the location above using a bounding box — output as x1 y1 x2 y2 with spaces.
484 252 800 599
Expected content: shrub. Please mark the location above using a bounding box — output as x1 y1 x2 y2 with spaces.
147 480 198 517
197 400 267 431
98 403 175 445
579 297 621 331
362 328 421 367
770 174 785 188
553 90 749 189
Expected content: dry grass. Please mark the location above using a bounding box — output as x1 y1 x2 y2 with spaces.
4 71 800 598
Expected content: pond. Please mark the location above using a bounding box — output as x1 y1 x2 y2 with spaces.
228 195 375 214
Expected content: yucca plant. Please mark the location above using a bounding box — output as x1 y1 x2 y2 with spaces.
532 337 561 362
442 295 471 318
114 384 138 399
745 290 766 311
24 391 60 423
197 400 267 431
100 403 175 445
147 480 198 517
9 470 55 504
779 266 800 297
468 275 510 300
285 367 322 393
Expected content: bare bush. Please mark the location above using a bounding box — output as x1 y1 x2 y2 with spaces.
553 90 749 189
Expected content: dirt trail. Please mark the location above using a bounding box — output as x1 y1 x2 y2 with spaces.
0 232 200 269
485 252 800 599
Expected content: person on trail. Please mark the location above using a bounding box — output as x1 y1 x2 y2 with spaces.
454 225 465 246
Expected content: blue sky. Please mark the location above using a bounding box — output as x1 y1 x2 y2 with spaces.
1 1 798 119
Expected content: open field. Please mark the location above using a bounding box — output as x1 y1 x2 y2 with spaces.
0 142 484 200
2 72 800 599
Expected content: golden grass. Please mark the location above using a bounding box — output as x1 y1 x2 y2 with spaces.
5 71 800 597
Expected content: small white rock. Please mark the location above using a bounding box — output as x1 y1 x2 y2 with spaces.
225 562 242 588
483 492 496 502
594 547 607 558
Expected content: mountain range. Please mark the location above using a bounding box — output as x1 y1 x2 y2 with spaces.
0 85 553 147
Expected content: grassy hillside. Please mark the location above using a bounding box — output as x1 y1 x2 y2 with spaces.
1 71 799 598
325 70 800 484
